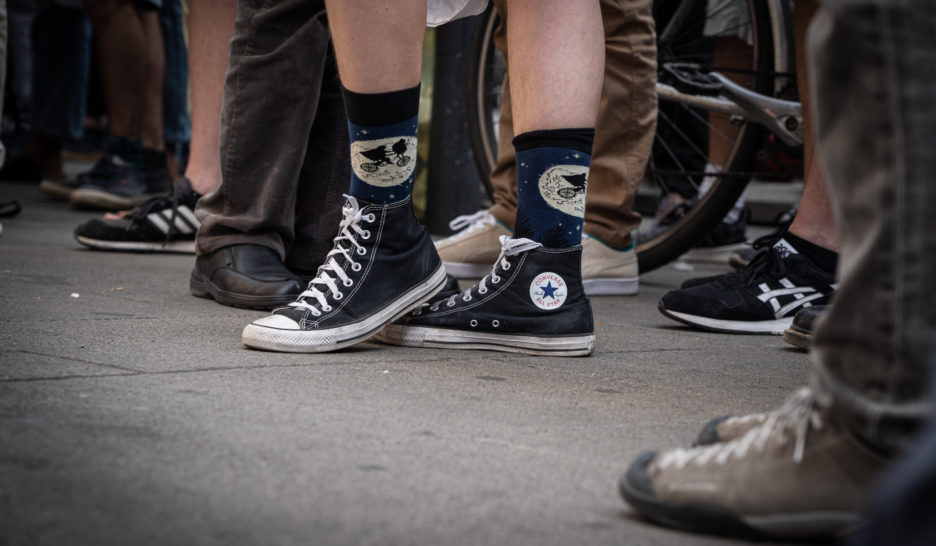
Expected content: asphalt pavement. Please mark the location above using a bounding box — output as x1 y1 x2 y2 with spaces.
0 178 811 546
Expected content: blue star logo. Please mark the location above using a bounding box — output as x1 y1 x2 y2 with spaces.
540 281 558 300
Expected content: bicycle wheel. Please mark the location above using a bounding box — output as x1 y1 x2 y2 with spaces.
465 0 796 273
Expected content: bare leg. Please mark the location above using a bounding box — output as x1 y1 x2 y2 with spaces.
324 0 425 93
506 0 603 133
708 37 754 168
185 0 236 194
83 0 164 150
787 0 838 251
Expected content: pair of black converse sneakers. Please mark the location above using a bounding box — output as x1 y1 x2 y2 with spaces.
241 195 596 356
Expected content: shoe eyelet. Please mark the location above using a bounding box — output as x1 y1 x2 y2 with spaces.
366 213 376 223
322 305 333 312
429 305 440 312
356 247 366 256
463 294 472 302
351 262 362 272
502 262 511 271
491 275 501 284
492 320 500 328
478 287 488 295
446 300 456 308
333 292 344 300
361 230 371 240
343 279 353 287
469 319 478 327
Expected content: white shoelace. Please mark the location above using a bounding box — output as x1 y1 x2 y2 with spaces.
288 195 375 317
447 210 496 236
423 235 541 313
658 388 821 469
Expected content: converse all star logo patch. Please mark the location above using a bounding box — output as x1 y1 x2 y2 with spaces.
350 136 418 187
530 272 568 310
537 165 588 218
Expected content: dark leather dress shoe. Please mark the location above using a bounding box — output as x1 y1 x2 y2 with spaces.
782 304 828 350
190 244 304 310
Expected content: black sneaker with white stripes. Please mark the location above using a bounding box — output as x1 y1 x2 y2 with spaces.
376 235 596 356
73 177 201 253
658 238 836 334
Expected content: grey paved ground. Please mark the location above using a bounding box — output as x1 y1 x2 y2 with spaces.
0 179 810 546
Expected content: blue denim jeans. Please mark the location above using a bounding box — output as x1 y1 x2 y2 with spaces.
809 0 936 455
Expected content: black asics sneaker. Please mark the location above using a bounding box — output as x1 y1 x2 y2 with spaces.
70 155 171 210
242 195 447 353
658 239 836 334
375 235 596 356
74 177 201 253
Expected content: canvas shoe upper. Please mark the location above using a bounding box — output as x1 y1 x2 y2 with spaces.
242 195 447 353
693 387 813 446
435 210 512 279
376 235 596 356
659 239 836 334
74 177 201 253
70 154 171 211
581 234 638 296
620 390 886 541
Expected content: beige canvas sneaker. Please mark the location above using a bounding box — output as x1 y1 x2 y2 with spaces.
581 234 638 296
620 390 886 541
435 210 512 278
693 387 812 446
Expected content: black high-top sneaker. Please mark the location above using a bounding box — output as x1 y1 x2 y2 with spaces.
242 195 447 353
375 235 596 356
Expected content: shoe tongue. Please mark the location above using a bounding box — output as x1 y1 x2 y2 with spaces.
772 238 799 259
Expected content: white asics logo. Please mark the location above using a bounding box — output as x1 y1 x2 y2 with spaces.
756 277 830 318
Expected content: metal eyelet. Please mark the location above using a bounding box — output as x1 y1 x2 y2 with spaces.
322 305 333 312
478 287 488 295
333 292 344 300
462 294 472 302
351 262 362 272
356 247 366 256
470 319 478 327
502 261 511 271
446 300 456 307
343 278 353 287
492 320 500 327
361 230 371 240
491 275 501 284
367 213 376 223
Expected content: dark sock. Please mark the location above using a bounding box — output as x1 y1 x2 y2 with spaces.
142 147 167 174
342 84 420 204
781 231 837 274
105 136 144 170
512 128 594 248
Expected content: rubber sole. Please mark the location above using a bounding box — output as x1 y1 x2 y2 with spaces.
241 265 448 353
70 188 160 211
374 324 595 356
76 234 195 254
658 302 789 335
619 453 860 541
38 180 75 201
783 325 812 350
189 269 298 311
583 277 638 297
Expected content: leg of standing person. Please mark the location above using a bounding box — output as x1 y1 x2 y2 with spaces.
434 0 656 298
192 0 349 310
656 1 841 336
74 0 235 253
617 0 935 540
71 0 171 210
377 0 605 355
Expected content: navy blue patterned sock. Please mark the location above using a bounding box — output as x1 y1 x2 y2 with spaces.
513 129 595 248
342 84 420 204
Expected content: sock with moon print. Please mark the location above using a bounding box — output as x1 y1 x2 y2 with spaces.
512 128 595 248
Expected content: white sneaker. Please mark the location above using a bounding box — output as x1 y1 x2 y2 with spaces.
435 210 512 278
581 234 638 296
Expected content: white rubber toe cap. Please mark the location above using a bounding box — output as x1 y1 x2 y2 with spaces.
250 314 302 329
